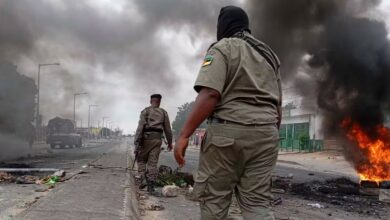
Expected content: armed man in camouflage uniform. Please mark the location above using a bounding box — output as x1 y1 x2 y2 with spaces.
134 94 173 192
175 6 282 220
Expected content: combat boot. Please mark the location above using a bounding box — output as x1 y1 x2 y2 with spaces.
138 173 147 190
147 181 155 193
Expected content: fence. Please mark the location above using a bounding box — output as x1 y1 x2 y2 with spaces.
279 138 324 152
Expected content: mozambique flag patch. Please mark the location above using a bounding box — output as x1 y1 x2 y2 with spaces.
202 54 214 67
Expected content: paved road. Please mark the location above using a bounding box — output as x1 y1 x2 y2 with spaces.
158 146 346 183
0 139 139 220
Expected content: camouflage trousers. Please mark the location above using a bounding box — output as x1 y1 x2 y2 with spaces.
137 138 162 182
193 123 279 220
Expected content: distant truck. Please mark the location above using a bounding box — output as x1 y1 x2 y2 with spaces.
46 117 82 148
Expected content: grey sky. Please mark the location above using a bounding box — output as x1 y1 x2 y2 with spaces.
1 0 389 133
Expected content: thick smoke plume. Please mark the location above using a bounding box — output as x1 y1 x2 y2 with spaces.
0 61 36 161
248 0 390 173
0 0 236 128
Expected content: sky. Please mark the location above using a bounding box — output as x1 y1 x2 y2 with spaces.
1 0 389 134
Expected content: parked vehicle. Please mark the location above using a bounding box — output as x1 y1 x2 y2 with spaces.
46 117 82 148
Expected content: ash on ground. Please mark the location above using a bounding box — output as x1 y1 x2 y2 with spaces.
274 177 390 218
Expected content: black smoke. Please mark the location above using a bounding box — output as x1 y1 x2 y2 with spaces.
315 16 390 137
0 60 37 161
248 0 390 137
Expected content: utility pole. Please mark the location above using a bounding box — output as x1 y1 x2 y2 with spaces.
36 62 60 128
73 92 88 127
88 105 99 138
102 117 109 138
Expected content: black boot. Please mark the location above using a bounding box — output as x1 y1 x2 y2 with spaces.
147 180 155 193
138 173 147 190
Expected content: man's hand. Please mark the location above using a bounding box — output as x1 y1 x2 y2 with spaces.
174 136 189 167
167 143 173 151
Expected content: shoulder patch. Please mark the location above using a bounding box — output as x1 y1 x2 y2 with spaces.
202 54 214 67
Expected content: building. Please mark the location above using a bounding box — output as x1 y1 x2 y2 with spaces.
280 100 324 152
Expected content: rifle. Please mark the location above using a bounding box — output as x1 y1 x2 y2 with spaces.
131 147 139 170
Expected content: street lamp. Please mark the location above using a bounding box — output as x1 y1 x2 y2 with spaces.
36 62 60 128
73 92 88 127
88 105 99 139
102 117 109 138
88 105 99 129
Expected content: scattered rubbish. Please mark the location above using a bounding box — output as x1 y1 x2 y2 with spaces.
82 165 88 168
272 197 282 206
271 188 285 194
156 165 194 187
159 165 172 176
188 185 194 194
162 185 180 197
307 203 324 208
15 175 39 184
147 203 165 211
0 172 13 183
287 173 294 179
53 170 66 177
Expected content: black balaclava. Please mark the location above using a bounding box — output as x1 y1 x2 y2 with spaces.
217 6 251 41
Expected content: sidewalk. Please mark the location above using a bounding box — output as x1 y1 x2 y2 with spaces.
15 141 139 220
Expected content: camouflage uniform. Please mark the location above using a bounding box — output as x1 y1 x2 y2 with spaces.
193 31 281 220
134 106 172 182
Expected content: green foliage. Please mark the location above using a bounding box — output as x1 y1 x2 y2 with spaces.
171 101 206 135
298 133 310 149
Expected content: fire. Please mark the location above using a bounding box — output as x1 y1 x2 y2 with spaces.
341 118 390 183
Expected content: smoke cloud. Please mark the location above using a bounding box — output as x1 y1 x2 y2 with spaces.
247 0 390 174
0 0 238 131
0 61 36 160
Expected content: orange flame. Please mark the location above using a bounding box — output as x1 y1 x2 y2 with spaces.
341 118 390 183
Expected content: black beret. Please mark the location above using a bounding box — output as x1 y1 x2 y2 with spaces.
150 94 162 99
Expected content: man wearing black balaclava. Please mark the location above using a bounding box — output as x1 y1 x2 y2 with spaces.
175 6 282 220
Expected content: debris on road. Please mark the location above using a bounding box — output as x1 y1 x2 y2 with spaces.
162 185 180 197
291 178 389 218
188 185 193 194
147 203 165 211
307 203 325 208
272 197 283 206
0 171 14 183
156 165 194 187
271 188 286 194
53 170 66 177
15 175 39 184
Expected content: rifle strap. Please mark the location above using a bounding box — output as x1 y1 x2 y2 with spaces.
233 32 280 74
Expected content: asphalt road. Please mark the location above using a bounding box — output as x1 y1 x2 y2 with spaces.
158 146 346 183
0 139 139 220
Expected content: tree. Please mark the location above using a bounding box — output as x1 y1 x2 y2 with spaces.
172 101 206 135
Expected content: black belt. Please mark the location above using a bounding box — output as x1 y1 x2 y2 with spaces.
208 117 275 127
144 128 163 133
